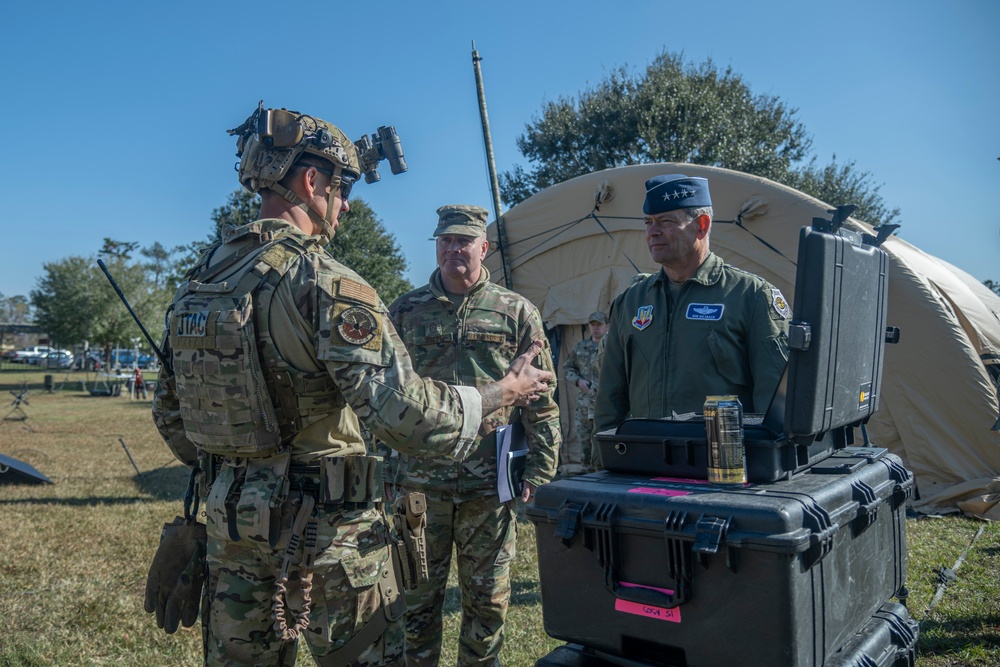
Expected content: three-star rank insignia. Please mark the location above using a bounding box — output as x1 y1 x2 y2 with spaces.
337 306 379 348
770 289 791 320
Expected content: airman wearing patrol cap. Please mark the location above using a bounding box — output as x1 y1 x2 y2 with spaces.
562 310 609 475
389 204 561 667
150 107 553 667
594 174 791 442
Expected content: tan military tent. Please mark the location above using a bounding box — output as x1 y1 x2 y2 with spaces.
484 163 1000 519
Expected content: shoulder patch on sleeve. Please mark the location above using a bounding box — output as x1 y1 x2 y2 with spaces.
770 288 791 320
333 303 383 351
337 278 379 307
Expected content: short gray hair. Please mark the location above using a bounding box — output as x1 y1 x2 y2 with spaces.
686 206 713 222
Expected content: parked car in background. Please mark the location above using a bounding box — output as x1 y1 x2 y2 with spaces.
11 346 57 363
109 350 154 369
30 350 75 368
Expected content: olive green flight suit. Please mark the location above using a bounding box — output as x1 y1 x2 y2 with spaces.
594 252 790 438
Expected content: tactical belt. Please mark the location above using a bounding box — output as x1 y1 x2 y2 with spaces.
198 451 384 509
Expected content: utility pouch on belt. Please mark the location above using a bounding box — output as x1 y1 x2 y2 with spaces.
319 455 384 506
393 492 428 588
235 452 290 548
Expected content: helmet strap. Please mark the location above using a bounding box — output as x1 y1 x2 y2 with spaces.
269 163 344 243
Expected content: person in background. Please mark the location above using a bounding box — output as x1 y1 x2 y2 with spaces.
562 311 607 475
389 204 561 667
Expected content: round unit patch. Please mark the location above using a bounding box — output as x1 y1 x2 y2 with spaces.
337 306 378 346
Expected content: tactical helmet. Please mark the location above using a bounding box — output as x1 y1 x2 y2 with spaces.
229 104 361 195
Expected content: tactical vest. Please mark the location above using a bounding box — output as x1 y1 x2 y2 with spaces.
168 228 342 456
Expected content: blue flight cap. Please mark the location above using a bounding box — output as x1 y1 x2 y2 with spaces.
643 174 712 215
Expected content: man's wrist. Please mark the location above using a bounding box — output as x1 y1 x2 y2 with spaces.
479 382 505 415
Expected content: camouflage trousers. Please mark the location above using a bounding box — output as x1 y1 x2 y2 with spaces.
203 465 404 666
559 396 594 476
397 491 517 667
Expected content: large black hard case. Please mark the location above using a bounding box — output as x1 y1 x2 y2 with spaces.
784 225 890 441
595 420 838 484
534 602 918 667
526 448 912 667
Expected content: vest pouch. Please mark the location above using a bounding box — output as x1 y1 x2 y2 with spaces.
205 461 245 542
319 455 384 505
170 279 283 457
235 452 291 548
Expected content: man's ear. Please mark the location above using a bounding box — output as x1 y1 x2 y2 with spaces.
695 214 711 238
297 166 319 199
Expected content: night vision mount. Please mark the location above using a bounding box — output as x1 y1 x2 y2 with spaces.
353 126 407 184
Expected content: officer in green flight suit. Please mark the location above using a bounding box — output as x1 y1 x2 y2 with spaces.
594 174 790 440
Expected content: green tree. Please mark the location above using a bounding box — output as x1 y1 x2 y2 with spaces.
31 253 171 358
786 156 901 227
31 257 96 347
211 188 261 243
501 51 899 227
329 199 413 302
0 294 32 323
984 279 1000 297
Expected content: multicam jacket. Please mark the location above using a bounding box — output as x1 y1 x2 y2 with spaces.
152 219 482 466
595 252 790 435
563 337 600 414
388 268 561 495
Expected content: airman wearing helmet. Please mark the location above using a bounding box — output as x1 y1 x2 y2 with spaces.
229 106 361 243
149 103 553 666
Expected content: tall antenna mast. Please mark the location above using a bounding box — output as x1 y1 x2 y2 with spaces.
471 41 513 288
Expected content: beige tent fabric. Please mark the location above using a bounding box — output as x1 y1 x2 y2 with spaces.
485 163 1000 518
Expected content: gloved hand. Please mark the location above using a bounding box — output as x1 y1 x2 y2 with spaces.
143 516 208 634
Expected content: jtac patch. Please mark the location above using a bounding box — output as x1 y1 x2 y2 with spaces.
337 305 380 350
685 303 724 321
177 311 208 336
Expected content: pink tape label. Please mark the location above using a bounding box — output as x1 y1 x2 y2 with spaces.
628 487 691 497
615 583 682 623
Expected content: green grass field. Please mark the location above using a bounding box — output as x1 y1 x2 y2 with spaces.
1 375 997 666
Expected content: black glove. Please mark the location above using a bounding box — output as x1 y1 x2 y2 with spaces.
143 516 208 634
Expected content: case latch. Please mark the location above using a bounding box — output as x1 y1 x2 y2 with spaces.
692 515 730 555
554 501 586 544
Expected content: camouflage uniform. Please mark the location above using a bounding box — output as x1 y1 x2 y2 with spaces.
389 267 560 667
153 219 484 667
561 337 600 475
589 336 606 470
594 252 790 437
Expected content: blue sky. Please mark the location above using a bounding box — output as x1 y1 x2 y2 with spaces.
1 0 997 300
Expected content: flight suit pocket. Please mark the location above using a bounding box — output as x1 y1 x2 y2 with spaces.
707 329 749 387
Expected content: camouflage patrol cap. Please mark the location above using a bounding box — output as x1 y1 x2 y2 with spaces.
433 204 489 238
587 311 608 324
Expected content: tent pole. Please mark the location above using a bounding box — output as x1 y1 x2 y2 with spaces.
471 41 513 289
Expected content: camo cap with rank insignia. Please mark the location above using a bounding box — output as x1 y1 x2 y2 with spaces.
643 174 712 215
433 204 489 238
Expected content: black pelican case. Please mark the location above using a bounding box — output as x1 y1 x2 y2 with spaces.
526 448 912 667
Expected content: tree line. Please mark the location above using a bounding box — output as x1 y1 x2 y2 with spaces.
24 194 411 359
